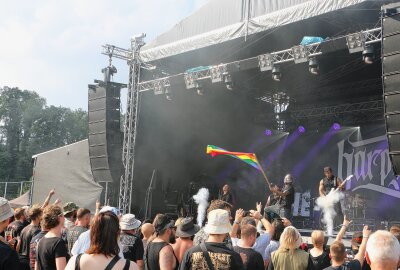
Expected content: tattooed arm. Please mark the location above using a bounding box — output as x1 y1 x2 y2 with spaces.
159 245 176 270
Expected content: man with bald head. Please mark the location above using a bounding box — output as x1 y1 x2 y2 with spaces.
141 223 155 249
366 230 400 270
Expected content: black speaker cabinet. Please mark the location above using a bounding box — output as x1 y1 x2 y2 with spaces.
88 82 124 185
382 2 400 175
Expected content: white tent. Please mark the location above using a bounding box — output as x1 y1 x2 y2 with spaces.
31 140 102 213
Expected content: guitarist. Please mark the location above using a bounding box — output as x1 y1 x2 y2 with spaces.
269 174 295 220
319 166 345 228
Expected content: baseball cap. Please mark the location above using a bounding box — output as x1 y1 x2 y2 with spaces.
120 214 141 230
0 197 14 223
63 202 79 216
99 206 120 216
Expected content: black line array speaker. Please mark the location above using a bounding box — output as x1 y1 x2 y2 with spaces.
382 2 400 175
88 81 124 185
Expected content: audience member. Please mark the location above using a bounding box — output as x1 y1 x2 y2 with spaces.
62 203 79 230
309 230 330 270
324 225 372 270
6 207 27 250
120 214 144 269
389 224 400 242
180 209 244 270
0 197 19 270
71 206 124 258
30 227 48 270
66 208 90 256
144 214 178 270
193 199 233 247
141 223 155 250
365 230 400 270
35 205 68 270
18 205 42 270
172 217 199 263
66 211 138 270
264 219 285 267
268 226 313 270
233 224 264 270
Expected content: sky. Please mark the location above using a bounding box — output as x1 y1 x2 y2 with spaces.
0 0 208 109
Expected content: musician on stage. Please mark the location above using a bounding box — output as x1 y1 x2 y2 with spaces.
319 166 345 227
219 184 234 205
269 174 295 219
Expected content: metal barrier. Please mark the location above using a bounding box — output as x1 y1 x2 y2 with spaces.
0 181 32 200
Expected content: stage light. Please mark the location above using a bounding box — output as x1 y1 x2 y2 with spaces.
308 57 319 75
195 82 204 96
184 73 196 89
210 65 226 83
346 32 365 53
224 73 234 90
265 129 272 136
272 66 281 82
258 53 273 71
298 126 305 133
332 123 341 130
153 80 164 95
362 45 374 64
292 45 308 64
165 86 172 101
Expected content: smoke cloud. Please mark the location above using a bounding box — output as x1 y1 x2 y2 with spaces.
193 188 209 227
315 175 353 235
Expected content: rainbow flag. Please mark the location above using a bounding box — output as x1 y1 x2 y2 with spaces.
206 145 260 170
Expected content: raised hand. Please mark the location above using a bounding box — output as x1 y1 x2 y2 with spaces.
256 202 262 213
250 210 262 220
235 208 245 223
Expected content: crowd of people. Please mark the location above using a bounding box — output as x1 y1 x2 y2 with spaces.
1 188 400 270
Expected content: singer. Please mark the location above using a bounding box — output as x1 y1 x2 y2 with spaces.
219 184 233 205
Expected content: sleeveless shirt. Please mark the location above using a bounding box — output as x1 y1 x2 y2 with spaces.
144 242 178 270
322 176 338 194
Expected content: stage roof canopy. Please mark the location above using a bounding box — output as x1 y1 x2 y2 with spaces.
141 0 392 62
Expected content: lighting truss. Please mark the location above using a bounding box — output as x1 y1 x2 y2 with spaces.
102 44 132 61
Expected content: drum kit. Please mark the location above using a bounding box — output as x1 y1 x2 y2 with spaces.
344 193 370 219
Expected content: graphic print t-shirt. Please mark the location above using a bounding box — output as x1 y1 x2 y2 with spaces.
180 242 244 270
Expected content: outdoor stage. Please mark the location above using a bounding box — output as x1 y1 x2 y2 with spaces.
98 0 400 228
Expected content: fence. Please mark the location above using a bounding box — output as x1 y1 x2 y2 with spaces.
0 181 32 200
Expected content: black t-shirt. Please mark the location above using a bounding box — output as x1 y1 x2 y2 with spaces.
19 224 41 258
220 193 233 205
120 232 144 262
6 220 25 239
30 231 47 270
36 237 68 270
233 246 264 270
180 242 245 270
66 226 87 255
323 260 361 270
0 240 19 270
280 185 295 208
310 250 331 270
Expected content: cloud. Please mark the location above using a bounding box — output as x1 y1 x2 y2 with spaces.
0 0 208 109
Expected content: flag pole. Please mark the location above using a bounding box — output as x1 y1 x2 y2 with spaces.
254 155 271 186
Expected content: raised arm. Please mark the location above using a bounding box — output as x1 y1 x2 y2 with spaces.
250 210 274 236
354 225 372 266
41 189 55 209
230 209 244 238
335 215 351 242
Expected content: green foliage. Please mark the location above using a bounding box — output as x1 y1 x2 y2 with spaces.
0 86 88 181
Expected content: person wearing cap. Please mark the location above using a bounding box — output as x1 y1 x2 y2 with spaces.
144 214 178 270
63 202 79 230
180 209 244 270
269 174 295 220
172 217 200 263
66 208 91 256
120 214 144 269
0 197 20 270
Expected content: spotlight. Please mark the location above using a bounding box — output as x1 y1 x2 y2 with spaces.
346 32 365 53
298 126 305 133
332 123 341 130
362 45 374 64
265 129 272 136
195 82 204 96
292 45 308 64
258 53 273 71
308 57 319 75
272 66 281 82
165 86 172 101
224 73 234 90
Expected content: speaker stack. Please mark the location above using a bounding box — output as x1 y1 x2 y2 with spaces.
382 2 400 175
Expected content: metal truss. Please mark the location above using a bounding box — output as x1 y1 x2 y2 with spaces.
137 27 381 93
291 100 383 119
102 44 132 61
118 36 145 214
